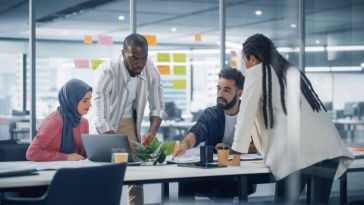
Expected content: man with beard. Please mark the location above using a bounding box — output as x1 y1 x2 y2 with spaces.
173 68 256 201
93 33 164 205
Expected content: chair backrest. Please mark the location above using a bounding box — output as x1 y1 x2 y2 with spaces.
0 140 29 161
45 163 126 205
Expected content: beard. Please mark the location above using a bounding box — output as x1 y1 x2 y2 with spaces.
217 95 238 110
124 61 142 77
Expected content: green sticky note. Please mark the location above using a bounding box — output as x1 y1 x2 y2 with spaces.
91 59 105 70
173 66 186 75
173 80 186 89
173 53 186 63
157 53 170 62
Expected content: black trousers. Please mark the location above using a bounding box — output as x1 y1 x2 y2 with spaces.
275 158 340 204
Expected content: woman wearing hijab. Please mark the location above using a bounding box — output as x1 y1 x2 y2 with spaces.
26 79 92 161
229 34 353 203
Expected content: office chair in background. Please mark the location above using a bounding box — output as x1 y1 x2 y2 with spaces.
3 163 127 205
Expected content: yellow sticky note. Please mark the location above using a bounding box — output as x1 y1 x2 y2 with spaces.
144 35 157 46
157 65 170 75
173 80 186 89
157 53 170 62
91 59 105 70
84 35 93 44
195 33 202 41
173 53 186 63
173 66 186 75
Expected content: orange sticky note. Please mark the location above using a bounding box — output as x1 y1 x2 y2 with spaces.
157 65 170 75
195 33 202 41
230 60 237 68
84 35 93 44
144 35 157 46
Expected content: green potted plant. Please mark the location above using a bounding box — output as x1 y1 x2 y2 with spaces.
133 137 176 165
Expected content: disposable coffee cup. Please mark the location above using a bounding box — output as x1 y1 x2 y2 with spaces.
217 146 229 166
111 148 128 163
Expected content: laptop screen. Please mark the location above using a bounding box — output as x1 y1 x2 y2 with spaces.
81 134 132 162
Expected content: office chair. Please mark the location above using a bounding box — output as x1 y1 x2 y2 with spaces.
3 163 127 205
0 139 29 161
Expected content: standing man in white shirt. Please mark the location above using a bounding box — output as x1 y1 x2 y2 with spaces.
93 33 164 205
229 33 353 204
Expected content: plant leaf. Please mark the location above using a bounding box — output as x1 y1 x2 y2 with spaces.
148 137 161 153
162 141 176 156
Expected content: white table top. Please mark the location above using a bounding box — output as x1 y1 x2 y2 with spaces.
0 160 268 189
1 159 363 189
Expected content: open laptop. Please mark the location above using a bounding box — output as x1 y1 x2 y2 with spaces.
81 134 141 165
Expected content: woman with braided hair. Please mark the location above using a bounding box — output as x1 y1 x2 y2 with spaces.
229 34 353 203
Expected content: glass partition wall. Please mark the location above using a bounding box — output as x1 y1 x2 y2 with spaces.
0 0 363 144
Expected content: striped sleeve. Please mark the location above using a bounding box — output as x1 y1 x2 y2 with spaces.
148 61 164 118
93 61 114 133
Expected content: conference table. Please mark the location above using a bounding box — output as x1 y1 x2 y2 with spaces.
0 160 270 202
1 159 363 204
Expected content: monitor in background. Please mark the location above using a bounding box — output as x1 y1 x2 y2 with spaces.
81 134 132 162
343 102 357 119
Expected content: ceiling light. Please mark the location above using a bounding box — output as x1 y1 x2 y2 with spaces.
171 27 177 32
330 66 362 72
305 67 331 72
361 63 364 68
290 24 297 28
255 10 262 16
306 46 325 52
315 40 320 45
326 46 364 51
61 31 68 35
118 15 125 21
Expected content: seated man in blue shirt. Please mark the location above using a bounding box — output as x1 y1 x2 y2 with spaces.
173 68 256 201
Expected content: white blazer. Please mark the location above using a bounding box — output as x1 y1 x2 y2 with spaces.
232 63 353 180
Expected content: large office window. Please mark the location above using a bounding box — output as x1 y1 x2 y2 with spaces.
305 0 364 144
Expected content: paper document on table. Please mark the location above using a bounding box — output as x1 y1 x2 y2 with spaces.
167 155 200 164
240 154 263 161
33 160 104 171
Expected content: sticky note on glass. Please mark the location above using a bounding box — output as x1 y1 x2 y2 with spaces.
144 35 157 46
173 53 186 63
173 80 186 89
84 35 93 44
230 60 237 68
195 33 202 41
157 53 170 62
91 59 105 70
157 65 170 75
173 66 186 75
74 59 90 69
230 50 237 57
98 35 113 45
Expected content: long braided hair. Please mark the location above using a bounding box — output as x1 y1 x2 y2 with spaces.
243 34 326 129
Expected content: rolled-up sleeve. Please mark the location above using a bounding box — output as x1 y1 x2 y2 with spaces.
93 61 114 133
148 62 164 118
232 68 262 153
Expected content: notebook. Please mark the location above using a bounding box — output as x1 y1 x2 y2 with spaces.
81 134 141 164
